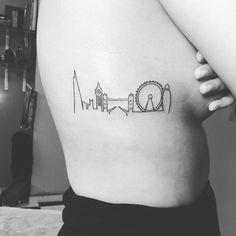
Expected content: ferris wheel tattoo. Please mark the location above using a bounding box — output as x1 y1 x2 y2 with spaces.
135 81 166 112
72 70 172 116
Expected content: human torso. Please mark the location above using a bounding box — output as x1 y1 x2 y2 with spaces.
37 0 212 207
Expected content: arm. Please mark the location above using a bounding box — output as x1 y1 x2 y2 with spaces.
159 0 236 97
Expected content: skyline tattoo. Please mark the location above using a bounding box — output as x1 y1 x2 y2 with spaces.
73 70 172 116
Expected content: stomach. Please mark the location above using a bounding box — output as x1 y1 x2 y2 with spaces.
37 0 213 207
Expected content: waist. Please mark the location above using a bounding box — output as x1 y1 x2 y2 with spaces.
64 180 213 211
60 180 221 235
64 115 209 207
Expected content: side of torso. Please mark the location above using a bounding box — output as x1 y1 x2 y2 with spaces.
37 0 211 207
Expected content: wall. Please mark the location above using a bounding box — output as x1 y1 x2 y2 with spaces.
204 110 236 236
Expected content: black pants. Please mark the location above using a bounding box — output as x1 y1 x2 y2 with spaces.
58 181 221 236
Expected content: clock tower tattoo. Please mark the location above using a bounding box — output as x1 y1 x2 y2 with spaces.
72 70 172 116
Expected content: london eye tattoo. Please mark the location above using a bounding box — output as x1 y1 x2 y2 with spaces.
72 70 171 116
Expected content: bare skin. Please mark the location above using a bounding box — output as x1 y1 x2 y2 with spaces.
37 0 234 207
160 0 236 97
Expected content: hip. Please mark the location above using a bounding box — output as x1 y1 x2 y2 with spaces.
58 181 221 236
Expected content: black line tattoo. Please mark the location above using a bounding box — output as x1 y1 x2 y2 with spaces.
73 70 171 116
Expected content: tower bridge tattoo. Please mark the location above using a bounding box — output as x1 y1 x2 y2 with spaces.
73 70 171 116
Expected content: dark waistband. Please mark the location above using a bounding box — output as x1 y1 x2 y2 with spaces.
62 181 215 219
60 181 221 236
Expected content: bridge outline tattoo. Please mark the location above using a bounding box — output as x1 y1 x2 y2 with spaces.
73 70 171 116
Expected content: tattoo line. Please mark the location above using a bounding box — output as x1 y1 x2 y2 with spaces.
72 70 171 116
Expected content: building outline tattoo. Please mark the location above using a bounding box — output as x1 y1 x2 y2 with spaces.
73 70 171 116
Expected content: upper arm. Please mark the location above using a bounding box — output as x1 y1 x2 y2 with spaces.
159 0 236 97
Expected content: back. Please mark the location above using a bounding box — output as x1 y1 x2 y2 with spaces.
37 0 211 207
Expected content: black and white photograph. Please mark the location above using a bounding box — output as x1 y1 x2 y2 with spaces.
0 0 236 235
